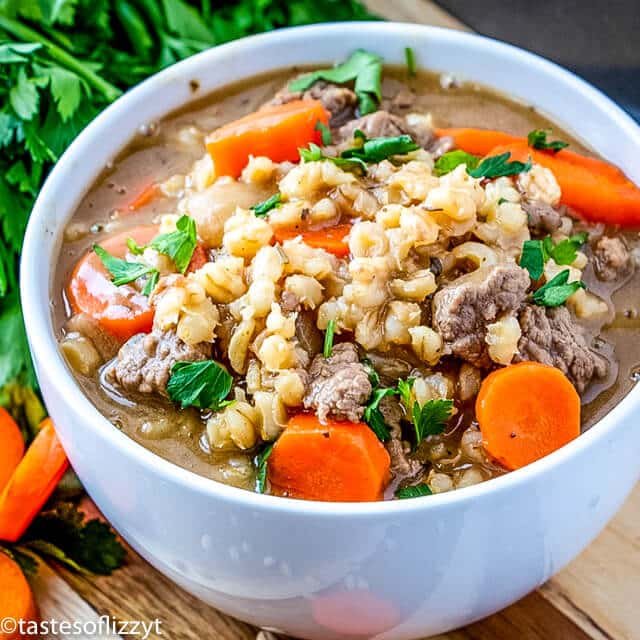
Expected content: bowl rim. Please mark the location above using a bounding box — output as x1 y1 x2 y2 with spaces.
21 21 640 517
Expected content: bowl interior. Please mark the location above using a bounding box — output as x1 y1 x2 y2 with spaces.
20 22 640 514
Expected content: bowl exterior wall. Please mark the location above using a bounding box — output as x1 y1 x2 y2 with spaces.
22 23 640 639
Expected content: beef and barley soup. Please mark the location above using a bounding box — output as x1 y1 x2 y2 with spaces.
54 50 640 501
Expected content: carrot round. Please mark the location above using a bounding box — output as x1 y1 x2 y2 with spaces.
476 362 580 470
206 100 330 178
268 414 390 502
273 223 352 257
0 418 69 542
67 225 158 340
0 408 25 494
485 142 640 226
186 242 208 273
0 552 38 640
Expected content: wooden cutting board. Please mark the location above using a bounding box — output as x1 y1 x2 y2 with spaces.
31 2 639 639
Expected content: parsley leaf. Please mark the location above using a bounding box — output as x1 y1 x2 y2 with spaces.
323 319 336 358
549 232 588 265
412 398 454 444
255 443 274 494
527 129 569 152
396 377 414 406
396 484 432 499
92 244 157 287
315 120 332 145
167 360 233 411
289 49 383 115
299 142 367 174
468 152 532 179
363 387 396 442
149 214 197 273
522 233 588 280
520 239 546 280
22 502 126 575
342 133 419 163
533 269 585 307
433 150 480 177
404 46 416 77
252 192 282 217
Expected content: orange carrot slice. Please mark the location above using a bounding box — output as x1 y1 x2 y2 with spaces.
268 414 390 502
485 142 640 226
206 100 330 178
476 362 580 470
0 552 38 639
273 224 352 257
0 418 69 542
128 182 159 211
0 409 24 494
437 127 633 185
67 226 158 340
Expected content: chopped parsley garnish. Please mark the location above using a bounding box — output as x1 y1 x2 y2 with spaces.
93 244 158 289
363 387 396 442
342 133 419 163
167 360 234 411
404 47 416 77
433 150 480 176
126 237 145 255
289 49 383 115
252 192 282 217
255 443 274 494
549 232 588 265
142 270 160 297
323 319 336 358
533 269 585 307
520 239 547 280
527 129 569 152
396 484 432 499
315 120 332 145
149 215 197 273
300 132 419 173
299 143 367 174
520 232 588 280
362 359 380 387
411 398 454 445
468 152 532 179
396 377 414 406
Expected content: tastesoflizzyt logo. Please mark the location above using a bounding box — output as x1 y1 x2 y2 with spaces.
0 615 163 638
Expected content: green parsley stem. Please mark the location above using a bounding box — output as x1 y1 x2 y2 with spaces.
0 16 123 103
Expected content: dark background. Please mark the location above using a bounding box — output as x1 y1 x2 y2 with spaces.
435 0 640 121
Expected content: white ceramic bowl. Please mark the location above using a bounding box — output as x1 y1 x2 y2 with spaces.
21 23 640 640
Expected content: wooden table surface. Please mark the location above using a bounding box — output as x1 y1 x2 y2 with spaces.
32 2 639 639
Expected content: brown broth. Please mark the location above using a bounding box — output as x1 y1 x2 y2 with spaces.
52 66 640 490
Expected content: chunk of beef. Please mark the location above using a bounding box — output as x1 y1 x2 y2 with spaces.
106 330 211 395
379 396 423 481
593 236 632 282
432 264 530 367
336 110 407 143
516 304 607 392
304 342 372 422
522 200 563 235
429 135 455 159
269 81 357 127
65 312 120 360
295 310 323 356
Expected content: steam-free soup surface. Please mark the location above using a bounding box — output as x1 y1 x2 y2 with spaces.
53 65 639 498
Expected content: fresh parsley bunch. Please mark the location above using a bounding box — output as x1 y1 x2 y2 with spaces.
0 0 376 430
